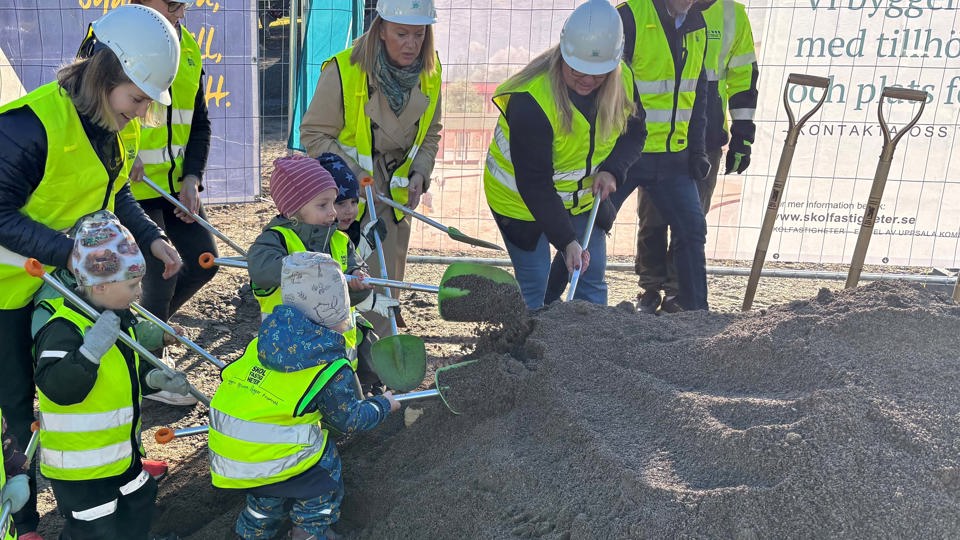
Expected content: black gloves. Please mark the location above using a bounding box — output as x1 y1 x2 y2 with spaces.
689 152 712 182
725 137 752 174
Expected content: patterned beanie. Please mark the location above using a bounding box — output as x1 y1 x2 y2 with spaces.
71 210 146 287
317 153 360 202
280 251 353 331
270 154 337 218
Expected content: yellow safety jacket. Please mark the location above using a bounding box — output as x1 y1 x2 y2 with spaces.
35 298 143 481
251 226 358 366
0 83 139 309
0 408 15 540
208 338 350 489
622 0 707 153
701 0 758 136
322 48 441 221
130 26 203 199
483 66 634 221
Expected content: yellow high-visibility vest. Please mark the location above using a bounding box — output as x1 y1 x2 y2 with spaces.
322 48 441 221
130 26 203 199
35 298 143 481
483 66 634 221
0 82 139 309
622 0 707 153
208 337 350 489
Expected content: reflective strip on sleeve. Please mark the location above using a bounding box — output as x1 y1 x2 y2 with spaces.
119 469 150 496
729 108 756 121
38 350 68 360
728 51 757 69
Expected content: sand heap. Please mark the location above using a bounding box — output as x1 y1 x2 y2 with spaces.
338 281 960 538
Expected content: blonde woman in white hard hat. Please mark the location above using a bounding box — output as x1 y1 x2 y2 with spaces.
300 0 442 338
0 6 182 537
483 0 647 309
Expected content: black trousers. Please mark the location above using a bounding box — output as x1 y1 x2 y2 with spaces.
139 198 219 322
0 305 40 534
51 465 157 540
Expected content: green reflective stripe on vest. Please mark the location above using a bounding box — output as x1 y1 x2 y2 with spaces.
323 48 442 221
626 1 706 153
0 83 138 309
209 338 350 488
483 66 633 221
36 298 141 481
131 27 202 199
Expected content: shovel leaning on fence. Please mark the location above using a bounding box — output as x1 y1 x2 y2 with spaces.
154 359 479 444
371 192 503 251
844 87 928 289
742 74 832 311
0 424 39 538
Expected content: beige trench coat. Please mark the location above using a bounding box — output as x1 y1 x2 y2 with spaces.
299 55 442 337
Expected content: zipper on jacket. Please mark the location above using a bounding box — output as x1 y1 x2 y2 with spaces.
666 34 688 154
576 116 598 212
166 86 176 193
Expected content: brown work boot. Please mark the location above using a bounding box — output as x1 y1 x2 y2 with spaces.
636 289 662 315
659 295 685 314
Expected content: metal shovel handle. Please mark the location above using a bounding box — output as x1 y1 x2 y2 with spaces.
140 175 248 257
197 253 440 294
742 73 832 311
845 87 928 289
374 193 504 251
155 425 209 444
360 177 399 337
129 303 226 369
567 199 601 301
24 258 210 406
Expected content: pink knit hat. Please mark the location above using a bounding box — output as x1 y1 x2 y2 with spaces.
270 154 338 218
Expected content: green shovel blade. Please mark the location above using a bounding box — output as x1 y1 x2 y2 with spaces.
437 263 522 322
370 334 426 393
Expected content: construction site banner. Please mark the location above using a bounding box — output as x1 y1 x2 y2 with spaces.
0 0 259 203
725 0 960 267
424 1 960 268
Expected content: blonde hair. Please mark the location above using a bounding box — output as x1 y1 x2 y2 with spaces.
349 16 437 76
57 48 163 131
501 46 635 141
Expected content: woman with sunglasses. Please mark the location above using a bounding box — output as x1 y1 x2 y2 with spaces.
483 0 647 310
0 6 182 538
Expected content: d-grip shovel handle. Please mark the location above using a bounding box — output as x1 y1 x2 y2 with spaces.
878 87 928 155
783 73 832 141
24 258 211 406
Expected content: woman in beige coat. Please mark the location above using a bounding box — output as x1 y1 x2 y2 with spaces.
300 0 442 337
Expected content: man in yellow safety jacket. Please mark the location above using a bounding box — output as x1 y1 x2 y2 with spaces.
612 0 712 314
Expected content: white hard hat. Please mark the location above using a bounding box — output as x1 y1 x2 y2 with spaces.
376 0 438 25
559 0 624 76
91 4 180 106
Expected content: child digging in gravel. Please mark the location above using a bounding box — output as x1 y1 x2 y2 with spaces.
209 251 400 540
248 154 396 395
31 211 191 540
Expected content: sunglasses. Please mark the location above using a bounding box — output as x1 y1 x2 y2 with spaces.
164 1 189 13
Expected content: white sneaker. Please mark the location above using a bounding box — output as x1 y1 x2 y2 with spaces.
145 390 199 406
144 348 198 406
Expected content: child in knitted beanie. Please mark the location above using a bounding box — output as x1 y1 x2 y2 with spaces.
31 210 190 540
210 251 399 540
